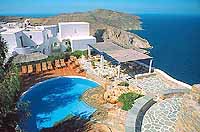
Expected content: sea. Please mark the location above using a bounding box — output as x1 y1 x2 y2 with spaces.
131 14 200 85
1 13 200 85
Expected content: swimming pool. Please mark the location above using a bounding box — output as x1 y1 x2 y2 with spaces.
18 76 99 132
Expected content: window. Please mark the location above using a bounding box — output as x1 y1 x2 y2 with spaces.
29 35 32 39
43 49 45 54
19 36 24 47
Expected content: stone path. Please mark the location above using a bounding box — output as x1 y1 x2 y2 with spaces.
135 76 169 97
141 97 183 132
129 75 187 98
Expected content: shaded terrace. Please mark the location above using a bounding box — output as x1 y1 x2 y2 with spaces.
88 42 153 78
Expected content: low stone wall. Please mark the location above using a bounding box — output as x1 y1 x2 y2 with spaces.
154 69 192 89
175 84 200 132
135 72 156 80
125 96 156 132
159 88 190 99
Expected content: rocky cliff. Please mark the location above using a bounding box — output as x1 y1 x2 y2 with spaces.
29 9 151 49
0 9 151 50
175 84 200 132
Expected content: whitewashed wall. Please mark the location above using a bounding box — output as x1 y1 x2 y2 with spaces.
23 30 45 45
1 33 18 54
71 37 96 51
44 25 58 37
58 23 90 40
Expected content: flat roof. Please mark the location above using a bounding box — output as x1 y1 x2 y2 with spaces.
58 22 89 25
70 36 96 40
90 42 124 52
43 25 58 28
0 28 24 34
89 42 152 63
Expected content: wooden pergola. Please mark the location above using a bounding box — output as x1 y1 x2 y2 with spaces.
88 42 153 78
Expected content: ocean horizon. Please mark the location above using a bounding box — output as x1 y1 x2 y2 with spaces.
131 14 200 85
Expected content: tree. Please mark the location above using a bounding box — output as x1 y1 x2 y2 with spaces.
0 36 21 131
0 36 8 78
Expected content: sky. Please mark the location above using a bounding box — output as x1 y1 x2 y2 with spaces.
0 0 200 16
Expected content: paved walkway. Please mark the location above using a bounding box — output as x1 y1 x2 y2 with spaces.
141 97 183 132
129 75 186 98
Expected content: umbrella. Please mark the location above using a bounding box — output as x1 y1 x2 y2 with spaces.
13 52 48 64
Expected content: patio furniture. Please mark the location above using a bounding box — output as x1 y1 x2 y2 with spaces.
60 59 66 67
36 63 42 73
76 67 85 73
55 60 61 68
47 61 53 70
75 61 80 67
68 59 73 64
27 65 33 74
21 65 27 74
70 56 75 62
42 62 48 71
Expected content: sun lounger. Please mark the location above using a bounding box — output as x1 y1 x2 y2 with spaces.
21 65 27 74
36 63 42 73
47 61 53 70
42 62 48 71
70 56 77 62
27 65 33 74
60 59 66 67
74 61 80 67
76 67 85 73
68 59 73 64
70 56 74 61
55 60 61 68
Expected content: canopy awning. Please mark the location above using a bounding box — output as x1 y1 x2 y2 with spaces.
105 49 152 63
89 42 152 63
90 42 124 52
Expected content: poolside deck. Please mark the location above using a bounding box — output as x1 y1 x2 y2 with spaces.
20 63 86 92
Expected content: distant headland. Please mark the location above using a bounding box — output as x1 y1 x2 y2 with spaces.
0 9 151 51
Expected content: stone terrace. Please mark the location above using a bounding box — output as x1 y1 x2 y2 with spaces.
141 97 183 132
129 75 187 98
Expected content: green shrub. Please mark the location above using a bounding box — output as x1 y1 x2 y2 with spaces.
118 92 143 111
66 46 72 52
118 81 129 87
91 61 95 67
0 63 20 112
46 52 69 62
70 50 88 59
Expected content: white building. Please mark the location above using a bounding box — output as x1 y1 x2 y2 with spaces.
0 21 96 57
58 22 96 52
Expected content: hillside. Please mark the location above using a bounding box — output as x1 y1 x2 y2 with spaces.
0 9 151 49
29 9 141 30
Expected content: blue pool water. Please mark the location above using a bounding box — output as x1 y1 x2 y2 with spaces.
18 76 99 132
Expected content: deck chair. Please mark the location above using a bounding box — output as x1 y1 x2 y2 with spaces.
55 60 61 68
36 63 42 73
27 65 33 74
21 65 27 74
47 61 53 70
60 59 66 67
42 62 48 72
